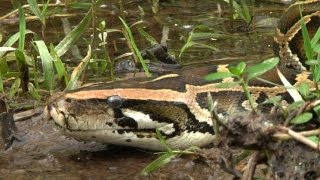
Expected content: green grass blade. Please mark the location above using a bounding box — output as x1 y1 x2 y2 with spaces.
50 44 68 83
65 45 92 91
9 78 21 100
119 17 152 77
14 50 28 92
241 0 251 24
34 40 55 91
190 32 224 40
141 152 176 176
70 2 92 9
191 42 219 51
300 12 313 60
27 0 45 24
18 2 26 51
0 30 33 58
14 50 26 65
0 57 8 75
0 71 3 92
311 27 320 48
55 8 92 57
28 82 41 101
156 129 172 152
138 28 158 46
179 41 196 57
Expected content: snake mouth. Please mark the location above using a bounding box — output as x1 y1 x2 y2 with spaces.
47 98 181 138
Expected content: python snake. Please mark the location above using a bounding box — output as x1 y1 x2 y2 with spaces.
47 1 320 151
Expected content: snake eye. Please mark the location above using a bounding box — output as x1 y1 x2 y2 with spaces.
107 95 123 108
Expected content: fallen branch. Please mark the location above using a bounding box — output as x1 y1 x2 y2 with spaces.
273 128 320 140
278 127 320 151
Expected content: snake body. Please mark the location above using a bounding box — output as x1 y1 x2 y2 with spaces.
48 1 320 150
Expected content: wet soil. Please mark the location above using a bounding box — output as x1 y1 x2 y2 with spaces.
0 112 233 179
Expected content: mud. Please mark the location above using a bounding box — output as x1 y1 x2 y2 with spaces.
0 111 234 179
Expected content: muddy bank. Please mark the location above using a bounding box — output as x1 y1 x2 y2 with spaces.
0 111 232 179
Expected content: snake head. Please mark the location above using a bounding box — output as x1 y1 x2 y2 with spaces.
46 87 215 150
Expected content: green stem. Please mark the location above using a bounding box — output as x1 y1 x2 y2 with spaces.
240 79 256 113
311 65 320 93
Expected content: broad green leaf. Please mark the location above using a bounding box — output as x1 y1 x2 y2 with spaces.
35 40 55 90
313 105 320 117
55 8 92 57
237 62 246 73
229 62 246 76
287 100 304 112
247 57 279 80
298 83 310 98
307 136 320 143
262 96 282 105
290 112 313 124
141 152 176 176
27 0 45 24
9 78 21 100
65 45 91 90
205 72 234 81
119 17 151 77
18 2 26 51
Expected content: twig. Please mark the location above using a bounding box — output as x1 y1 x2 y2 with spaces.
13 107 44 122
241 151 260 180
273 128 320 140
0 3 66 21
279 127 320 151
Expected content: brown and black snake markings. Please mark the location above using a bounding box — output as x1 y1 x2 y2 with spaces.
47 1 320 151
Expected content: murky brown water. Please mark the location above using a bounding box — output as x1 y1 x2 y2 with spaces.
0 0 305 179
